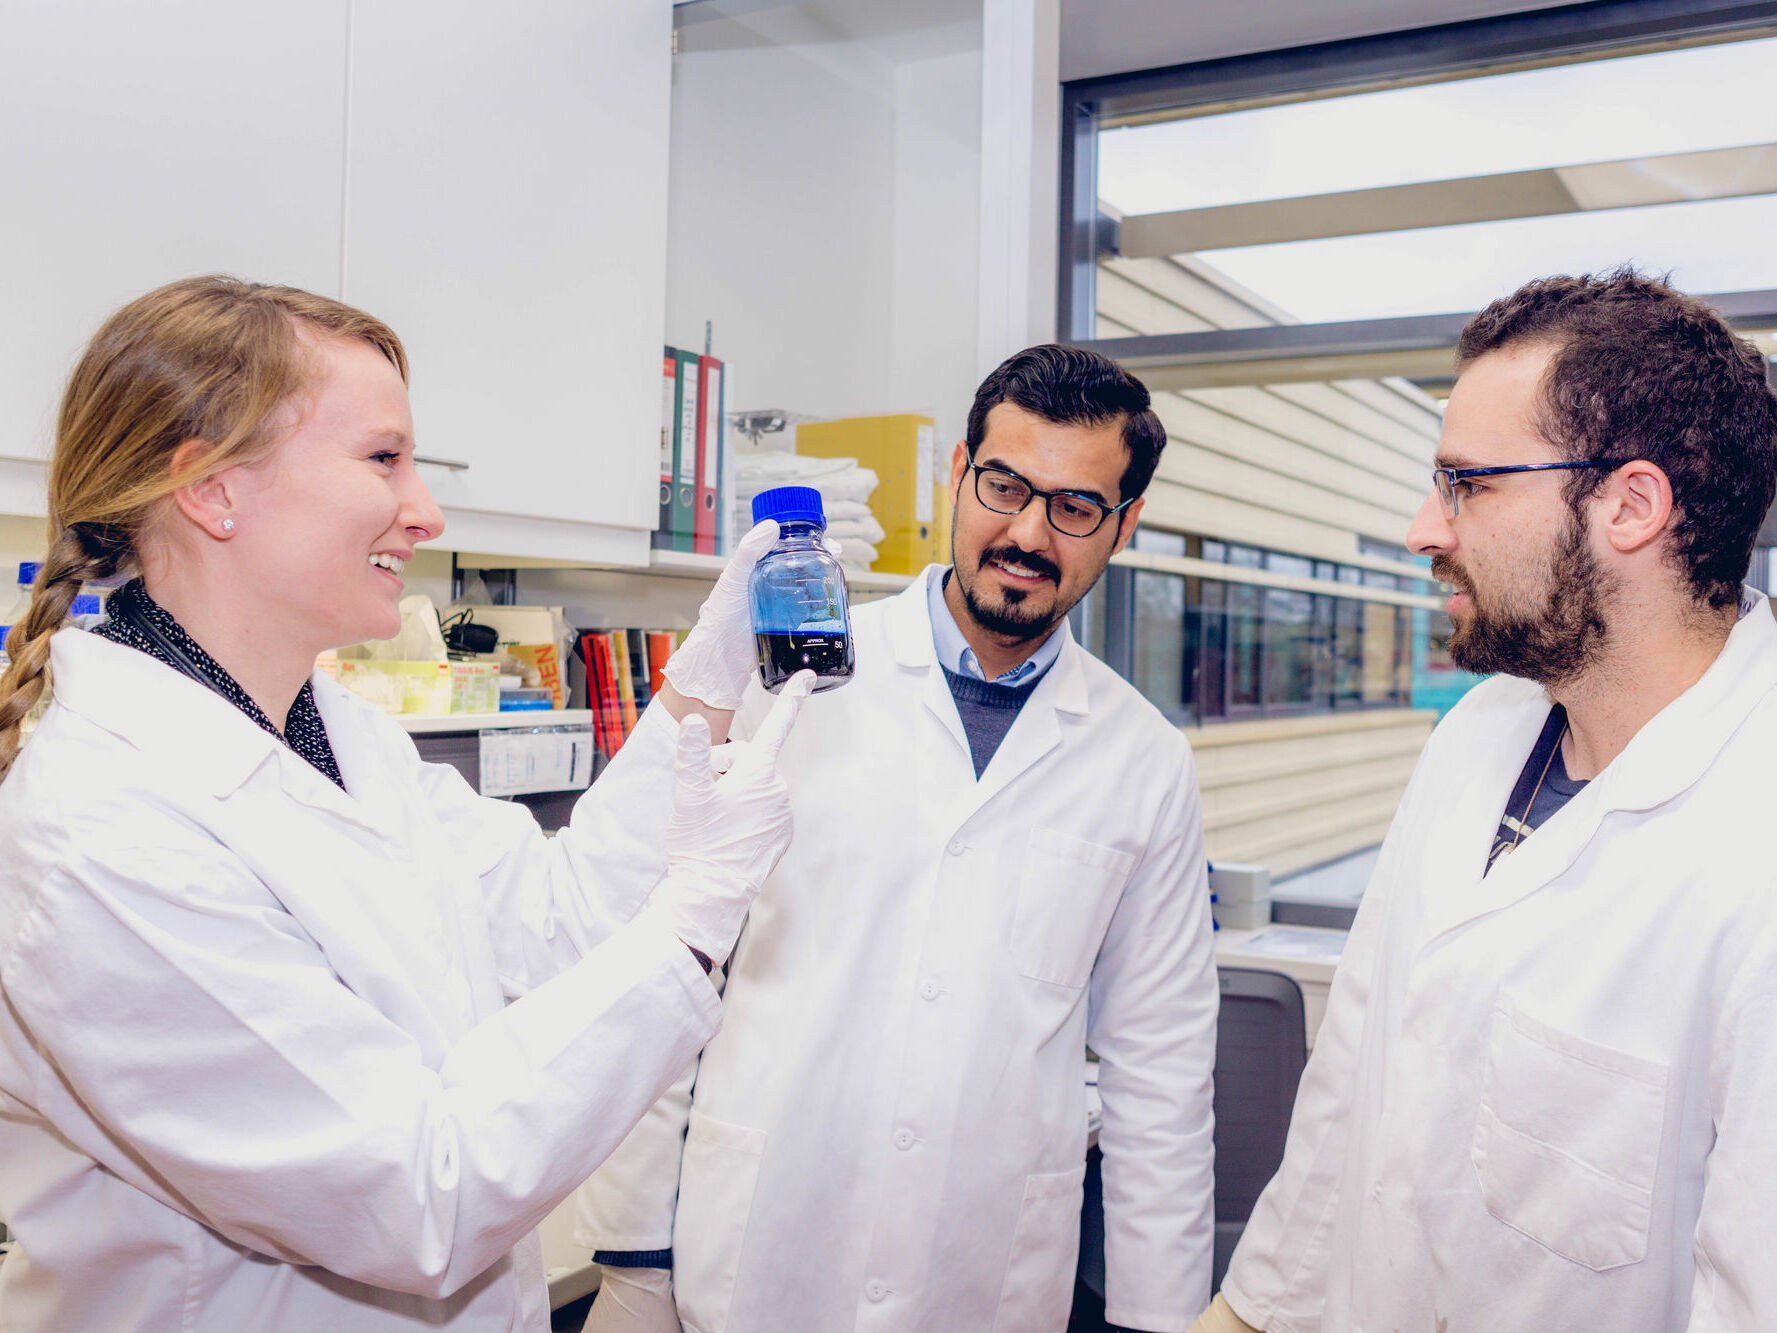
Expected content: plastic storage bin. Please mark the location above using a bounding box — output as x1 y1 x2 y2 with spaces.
337 660 454 715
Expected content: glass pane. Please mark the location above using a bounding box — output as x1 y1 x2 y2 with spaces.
1198 578 1227 719
1362 601 1399 703
1099 39 1777 213
1133 570 1188 715
1262 587 1316 709
1334 598 1365 706
1228 582 1262 708
1312 595 1337 704
1072 579 1107 662
1097 34 1777 325
1395 607 1414 703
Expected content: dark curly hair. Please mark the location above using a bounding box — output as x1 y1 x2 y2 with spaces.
966 344 1168 505
1457 268 1777 610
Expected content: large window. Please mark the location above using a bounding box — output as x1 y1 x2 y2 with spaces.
1062 5 1777 388
1098 532 1421 724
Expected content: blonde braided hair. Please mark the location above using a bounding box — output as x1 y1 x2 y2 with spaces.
0 276 406 780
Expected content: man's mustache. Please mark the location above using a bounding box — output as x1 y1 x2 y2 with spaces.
980 545 1061 583
1431 556 1471 594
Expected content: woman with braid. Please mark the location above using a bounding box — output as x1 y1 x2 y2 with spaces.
0 276 811 1331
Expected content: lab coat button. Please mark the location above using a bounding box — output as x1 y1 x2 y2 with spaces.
865 1280 889 1302
920 981 941 1001
946 838 967 856
893 1128 916 1150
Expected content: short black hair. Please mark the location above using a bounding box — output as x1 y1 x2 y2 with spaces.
965 344 1167 505
1457 268 1777 611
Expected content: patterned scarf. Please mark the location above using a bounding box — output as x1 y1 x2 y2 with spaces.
92 579 346 790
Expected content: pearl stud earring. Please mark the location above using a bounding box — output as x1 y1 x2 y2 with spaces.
221 519 235 533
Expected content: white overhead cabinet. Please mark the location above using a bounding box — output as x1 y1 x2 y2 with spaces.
0 0 673 562
344 0 673 563
0 0 350 508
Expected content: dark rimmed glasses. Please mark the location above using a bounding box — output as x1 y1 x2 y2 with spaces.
968 463 1133 538
1432 460 1620 518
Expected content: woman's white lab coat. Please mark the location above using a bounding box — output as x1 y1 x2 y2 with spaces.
1222 590 1777 1332
0 629 718 1331
578 568 1218 1333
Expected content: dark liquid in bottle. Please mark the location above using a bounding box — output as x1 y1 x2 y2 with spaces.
755 630 853 693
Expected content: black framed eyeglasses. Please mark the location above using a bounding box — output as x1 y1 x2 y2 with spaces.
967 463 1132 538
1432 460 1620 518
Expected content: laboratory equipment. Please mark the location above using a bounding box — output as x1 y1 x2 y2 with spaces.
748 485 854 693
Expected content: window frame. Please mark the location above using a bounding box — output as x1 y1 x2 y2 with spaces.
1057 1 1777 352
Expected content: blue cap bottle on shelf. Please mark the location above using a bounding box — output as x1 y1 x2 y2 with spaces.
748 486 854 693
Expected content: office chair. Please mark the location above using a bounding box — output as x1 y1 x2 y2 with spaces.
1075 966 1308 1316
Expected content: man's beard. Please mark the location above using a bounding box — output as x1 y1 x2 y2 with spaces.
1436 510 1610 687
956 543 1066 641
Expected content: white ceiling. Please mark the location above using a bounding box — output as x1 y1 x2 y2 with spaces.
1059 0 1585 83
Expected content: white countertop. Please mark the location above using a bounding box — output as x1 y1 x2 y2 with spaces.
1216 921 1349 1050
1215 922 1347 985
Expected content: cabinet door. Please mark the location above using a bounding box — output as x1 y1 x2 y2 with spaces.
344 0 672 552
0 1 349 476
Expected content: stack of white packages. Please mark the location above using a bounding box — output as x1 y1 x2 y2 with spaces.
733 452 887 573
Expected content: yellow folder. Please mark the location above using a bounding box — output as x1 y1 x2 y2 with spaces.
794 413 953 575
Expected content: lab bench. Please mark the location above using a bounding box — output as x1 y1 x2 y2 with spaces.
1215 923 1346 1050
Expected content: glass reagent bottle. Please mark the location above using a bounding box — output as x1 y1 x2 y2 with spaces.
748 486 854 694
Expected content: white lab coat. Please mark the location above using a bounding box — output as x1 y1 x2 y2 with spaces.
0 628 721 1331
577 567 1218 1333
1222 589 1777 1333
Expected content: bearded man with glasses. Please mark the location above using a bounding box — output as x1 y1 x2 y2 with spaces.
1195 269 1777 1333
576 345 1217 1333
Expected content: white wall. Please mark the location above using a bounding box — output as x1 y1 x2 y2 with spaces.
664 5 983 450
890 47 985 450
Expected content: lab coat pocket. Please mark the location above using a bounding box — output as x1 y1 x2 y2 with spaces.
673 1111 767 1333
1012 829 1135 988
991 1164 1087 1333
1471 999 1668 1271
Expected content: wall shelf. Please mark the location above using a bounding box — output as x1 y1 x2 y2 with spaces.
455 546 916 595
396 709 594 734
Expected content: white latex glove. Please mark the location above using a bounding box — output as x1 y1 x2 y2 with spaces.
640 670 813 965
661 519 779 710
582 1266 681 1333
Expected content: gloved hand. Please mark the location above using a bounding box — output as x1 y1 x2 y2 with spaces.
1187 1293 1261 1333
640 670 813 965
661 520 778 711
581 1266 681 1333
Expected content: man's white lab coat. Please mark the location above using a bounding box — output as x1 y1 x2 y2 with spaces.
0 629 717 1331
578 568 1218 1333
1222 589 1777 1332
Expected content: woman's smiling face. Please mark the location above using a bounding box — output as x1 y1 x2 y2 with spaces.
223 329 445 654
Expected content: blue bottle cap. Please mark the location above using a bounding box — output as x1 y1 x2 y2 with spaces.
71 594 101 617
751 486 825 529
18 562 40 585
